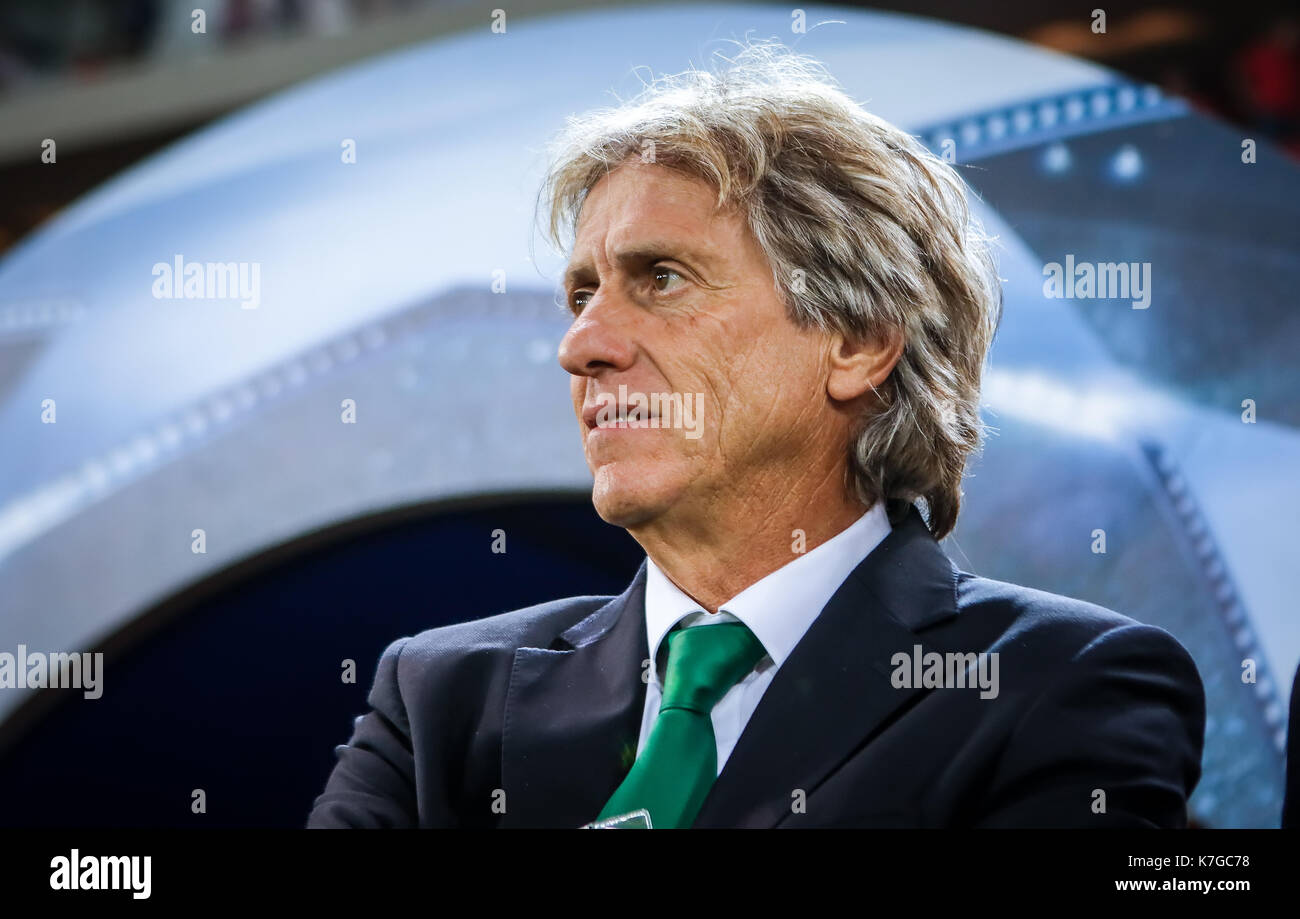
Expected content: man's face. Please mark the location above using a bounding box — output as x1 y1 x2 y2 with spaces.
558 160 837 532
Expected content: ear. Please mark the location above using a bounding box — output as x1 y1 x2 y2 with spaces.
826 325 904 403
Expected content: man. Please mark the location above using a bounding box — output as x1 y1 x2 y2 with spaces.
308 43 1204 828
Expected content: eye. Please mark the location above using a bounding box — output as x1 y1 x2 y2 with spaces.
652 266 685 292
570 290 592 313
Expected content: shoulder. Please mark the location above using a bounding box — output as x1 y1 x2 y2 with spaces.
376 593 616 678
956 570 1132 635
944 572 1205 826
952 570 1200 677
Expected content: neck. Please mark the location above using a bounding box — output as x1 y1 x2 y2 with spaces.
630 469 868 614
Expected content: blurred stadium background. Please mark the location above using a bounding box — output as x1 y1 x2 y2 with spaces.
0 0 1296 828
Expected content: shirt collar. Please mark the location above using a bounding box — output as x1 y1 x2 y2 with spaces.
643 500 892 683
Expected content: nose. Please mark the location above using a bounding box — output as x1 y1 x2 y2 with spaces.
557 292 636 378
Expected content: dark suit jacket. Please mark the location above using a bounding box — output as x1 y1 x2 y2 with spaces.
1284 661 1299 828
308 503 1205 828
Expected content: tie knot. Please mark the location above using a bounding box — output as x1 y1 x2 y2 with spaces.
659 621 766 715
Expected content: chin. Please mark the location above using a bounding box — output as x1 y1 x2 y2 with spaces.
590 468 678 529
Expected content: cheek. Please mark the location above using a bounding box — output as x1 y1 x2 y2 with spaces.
661 301 817 441
720 339 821 433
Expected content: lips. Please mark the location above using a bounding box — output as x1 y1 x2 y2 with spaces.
582 401 657 429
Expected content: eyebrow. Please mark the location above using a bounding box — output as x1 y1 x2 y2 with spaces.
563 240 714 290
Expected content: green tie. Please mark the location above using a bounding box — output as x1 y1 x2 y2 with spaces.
596 620 766 829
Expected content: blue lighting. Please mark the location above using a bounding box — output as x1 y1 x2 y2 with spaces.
1110 144 1144 182
1042 141 1072 174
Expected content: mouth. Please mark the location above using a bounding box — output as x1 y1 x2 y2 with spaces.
582 404 659 430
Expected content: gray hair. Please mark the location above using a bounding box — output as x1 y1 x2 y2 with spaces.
537 40 1002 539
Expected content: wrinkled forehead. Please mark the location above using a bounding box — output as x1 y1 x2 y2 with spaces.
564 162 746 277
578 160 731 231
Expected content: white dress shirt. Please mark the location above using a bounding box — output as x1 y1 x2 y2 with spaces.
637 500 892 775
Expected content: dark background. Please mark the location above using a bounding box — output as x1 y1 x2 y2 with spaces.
0 496 645 825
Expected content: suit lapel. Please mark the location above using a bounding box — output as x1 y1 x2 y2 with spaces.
498 561 649 827
691 504 962 828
